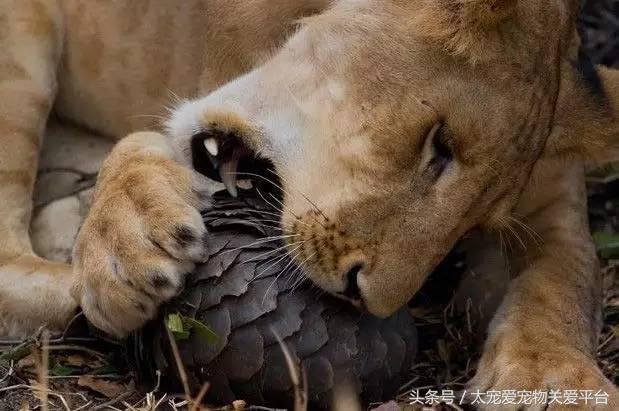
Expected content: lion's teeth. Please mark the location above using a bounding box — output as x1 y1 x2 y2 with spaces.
220 159 239 198
204 138 219 157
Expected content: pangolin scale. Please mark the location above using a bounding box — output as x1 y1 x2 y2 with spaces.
130 190 418 408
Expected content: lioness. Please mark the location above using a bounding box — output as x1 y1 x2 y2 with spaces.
0 0 617 408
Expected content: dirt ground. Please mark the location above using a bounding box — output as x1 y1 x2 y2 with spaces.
1 1 618 410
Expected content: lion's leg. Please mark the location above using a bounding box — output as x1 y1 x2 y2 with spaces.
0 0 77 337
470 160 617 410
71 132 215 338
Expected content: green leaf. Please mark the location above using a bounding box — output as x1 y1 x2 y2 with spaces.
50 363 80 376
165 313 190 341
587 163 619 180
166 313 184 333
0 344 31 362
593 232 619 259
182 316 218 345
165 313 218 344
92 363 121 375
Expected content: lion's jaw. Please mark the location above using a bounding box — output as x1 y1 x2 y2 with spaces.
168 0 585 317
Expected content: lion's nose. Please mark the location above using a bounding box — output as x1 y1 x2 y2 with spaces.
341 263 365 300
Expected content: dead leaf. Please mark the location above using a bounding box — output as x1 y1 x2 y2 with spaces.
232 399 246 410
77 375 126 398
65 354 87 367
16 354 36 372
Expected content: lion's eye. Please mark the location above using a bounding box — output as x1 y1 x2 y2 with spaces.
427 123 452 178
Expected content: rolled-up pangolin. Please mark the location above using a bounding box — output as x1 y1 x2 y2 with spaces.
130 190 418 408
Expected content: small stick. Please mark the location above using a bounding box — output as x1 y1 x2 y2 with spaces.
165 327 192 404
271 328 307 411
38 331 50 411
92 391 134 410
191 382 210 411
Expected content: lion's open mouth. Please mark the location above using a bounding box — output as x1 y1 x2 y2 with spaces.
190 131 280 198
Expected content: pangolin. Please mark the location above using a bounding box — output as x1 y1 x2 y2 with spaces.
130 190 418 408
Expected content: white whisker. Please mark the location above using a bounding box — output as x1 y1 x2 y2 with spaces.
271 170 330 222
257 188 301 220
232 172 327 229
246 218 289 229
240 220 284 231
284 249 314 288
243 240 305 263
255 244 302 282
267 191 327 229
246 209 313 229
508 215 543 245
504 220 527 251
221 234 300 255
289 253 315 294
261 248 304 304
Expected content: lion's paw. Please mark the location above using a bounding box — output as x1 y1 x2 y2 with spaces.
72 132 211 338
469 335 617 410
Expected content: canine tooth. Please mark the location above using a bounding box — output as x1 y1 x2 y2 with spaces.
204 138 219 157
220 158 239 198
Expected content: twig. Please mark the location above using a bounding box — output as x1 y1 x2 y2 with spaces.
38 331 50 411
54 311 85 343
53 392 72 411
45 344 107 359
0 360 13 384
46 374 126 380
92 391 134 410
190 382 210 411
271 327 307 411
0 313 98 349
165 327 192 403
0 383 32 393
0 325 46 346
73 401 95 411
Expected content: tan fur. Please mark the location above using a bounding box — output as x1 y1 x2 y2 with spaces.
413 0 519 61
70 132 212 336
0 0 617 407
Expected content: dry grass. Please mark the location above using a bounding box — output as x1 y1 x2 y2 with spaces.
598 263 619 385
0 319 301 410
1 2 618 410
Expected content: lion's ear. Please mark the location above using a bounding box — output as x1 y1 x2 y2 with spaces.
415 0 517 58
544 66 619 165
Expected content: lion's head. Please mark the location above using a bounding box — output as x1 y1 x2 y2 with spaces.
168 0 618 317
